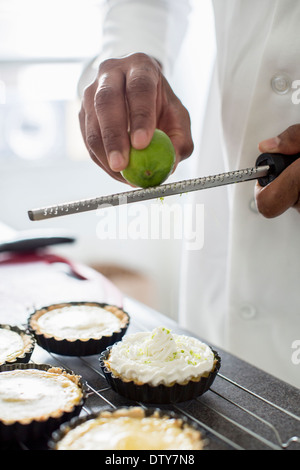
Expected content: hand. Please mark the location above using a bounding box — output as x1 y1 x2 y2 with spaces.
255 124 300 218
79 53 194 183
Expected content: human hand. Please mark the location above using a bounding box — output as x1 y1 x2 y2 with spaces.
255 124 300 217
79 53 194 183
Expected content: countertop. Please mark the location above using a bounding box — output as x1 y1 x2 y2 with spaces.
2 296 299 451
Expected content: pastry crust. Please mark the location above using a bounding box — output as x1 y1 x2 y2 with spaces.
0 325 35 365
28 302 130 356
29 303 128 341
103 327 216 386
0 366 83 425
100 327 221 403
52 407 205 450
105 354 218 386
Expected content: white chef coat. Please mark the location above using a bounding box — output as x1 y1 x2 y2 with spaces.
95 0 300 388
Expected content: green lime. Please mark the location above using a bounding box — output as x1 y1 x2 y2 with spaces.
121 129 175 188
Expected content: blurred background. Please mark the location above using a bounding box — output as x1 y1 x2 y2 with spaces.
0 0 215 320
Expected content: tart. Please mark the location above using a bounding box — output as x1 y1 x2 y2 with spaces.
100 326 220 403
0 324 35 366
49 406 205 450
0 363 86 442
28 301 129 356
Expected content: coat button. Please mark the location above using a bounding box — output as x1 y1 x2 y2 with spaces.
239 303 257 320
271 74 291 95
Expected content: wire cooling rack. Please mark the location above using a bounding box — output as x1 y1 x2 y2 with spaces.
1 297 300 451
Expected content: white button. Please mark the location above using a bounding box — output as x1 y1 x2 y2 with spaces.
271 74 291 94
239 304 257 320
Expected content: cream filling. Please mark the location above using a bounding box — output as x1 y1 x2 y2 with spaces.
56 415 202 450
107 326 214 386
0 329 25 364
0 369 82 423
36 305 122 340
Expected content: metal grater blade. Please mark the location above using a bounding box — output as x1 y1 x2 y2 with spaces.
28 165 269 221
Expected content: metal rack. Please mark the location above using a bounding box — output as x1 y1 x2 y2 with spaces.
2 299 300 451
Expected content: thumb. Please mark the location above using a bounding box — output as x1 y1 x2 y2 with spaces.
256 124 300 218
258 124 300 155
255 159 300 218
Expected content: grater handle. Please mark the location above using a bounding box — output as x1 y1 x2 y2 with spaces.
256 152 300 187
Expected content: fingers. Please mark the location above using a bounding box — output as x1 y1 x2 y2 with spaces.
94 65 130 172
259 124 300 155
126 55 160 149
81 54 161 177
256 124 300 217
79 53 194 184
158 79 194 168
79 86 127 183
94 54 161 170
167 107 194 168
255 159 300 217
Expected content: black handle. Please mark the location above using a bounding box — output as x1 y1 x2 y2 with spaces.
255 152 300 187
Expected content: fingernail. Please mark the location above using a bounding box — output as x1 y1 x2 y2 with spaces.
108 151 126 172
259 136 280 152
132 129 149 149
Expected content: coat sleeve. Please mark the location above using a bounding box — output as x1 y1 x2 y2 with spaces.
99 0 192 75
77 0 191 95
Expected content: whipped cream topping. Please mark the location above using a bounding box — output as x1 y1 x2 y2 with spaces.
56 412 202 450
0 328 25 364
107 327 214 386
0 369 82 423
36 305 122 340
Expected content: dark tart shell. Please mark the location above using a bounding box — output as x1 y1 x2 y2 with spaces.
99 346 221 404
28 301 130 356
0 324 35 366
0 362 87 442
49 406 206 450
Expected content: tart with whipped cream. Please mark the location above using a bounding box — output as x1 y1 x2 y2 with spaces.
100 326 220 403
0 363 86 442
0 324 35 366
49 406 205 450
28 302 129 356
